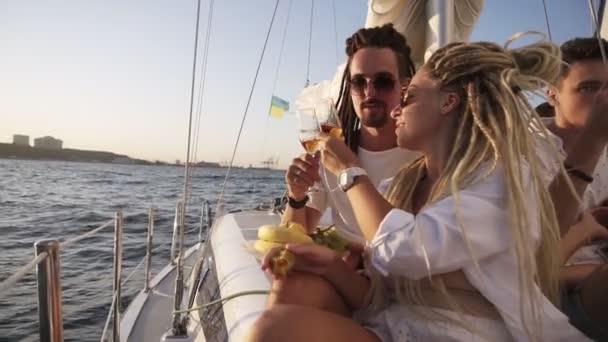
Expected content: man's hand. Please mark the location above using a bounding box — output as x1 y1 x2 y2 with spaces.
571 210 608 246
285 153 320 199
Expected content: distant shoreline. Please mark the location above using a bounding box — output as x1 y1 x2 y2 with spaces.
0 143 283 170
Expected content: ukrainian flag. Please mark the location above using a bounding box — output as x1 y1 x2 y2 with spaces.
269 95 289 118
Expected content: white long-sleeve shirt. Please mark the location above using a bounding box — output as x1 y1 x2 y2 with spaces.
308 146 419 243
537 117 608 265
367 164 590 341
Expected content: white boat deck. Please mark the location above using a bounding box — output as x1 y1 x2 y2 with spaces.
119 210 280 342
120 244 200 342
208 211 280 341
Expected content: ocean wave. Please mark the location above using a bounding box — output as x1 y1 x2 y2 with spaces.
0 159 283 341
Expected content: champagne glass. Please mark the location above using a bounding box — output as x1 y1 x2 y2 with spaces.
314 98 343 139
297 107 323 193
314 98 343 192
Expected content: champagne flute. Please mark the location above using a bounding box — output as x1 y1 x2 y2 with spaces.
314 98 343 139
297 107 323 193
314 98 343 193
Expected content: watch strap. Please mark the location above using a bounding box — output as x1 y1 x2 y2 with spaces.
288 195 309 209
340 167 367 192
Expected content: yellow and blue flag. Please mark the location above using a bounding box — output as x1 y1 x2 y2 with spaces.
269 95 289 118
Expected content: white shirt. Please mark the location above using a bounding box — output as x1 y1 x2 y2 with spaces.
537 117 608 264
307 146 419 243
367 164 589 341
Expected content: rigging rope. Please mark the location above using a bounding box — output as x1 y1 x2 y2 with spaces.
215 0 282 216
305 0 315 86
174 5 204 322
99 290 118 342
60 219 114 248
588 0 608 64
173 290 270 314
255 0 294 184
541 0 553 41
0 252 48 300
600 0 607 29
332 0 340 65
192 0 216 167
99 253 145 342
182 0 203 214
269 0 294 100
0 218 113 298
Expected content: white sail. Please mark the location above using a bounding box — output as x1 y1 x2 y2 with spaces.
296 0 485 113
365 0 484 65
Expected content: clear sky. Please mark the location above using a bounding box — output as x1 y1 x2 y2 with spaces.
0 0 597 168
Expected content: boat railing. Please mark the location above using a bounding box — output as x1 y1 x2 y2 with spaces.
0 216 116 342
0 198 211 342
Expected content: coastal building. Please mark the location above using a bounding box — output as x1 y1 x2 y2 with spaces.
34 136 63 150
12 134 30 147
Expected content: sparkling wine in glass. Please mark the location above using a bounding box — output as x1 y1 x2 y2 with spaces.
314 98 343 193
315 98 343 139
297 107 322 193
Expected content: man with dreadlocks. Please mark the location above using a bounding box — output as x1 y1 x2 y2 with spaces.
271 24 418 311
248 36 589 341
283 24 418 242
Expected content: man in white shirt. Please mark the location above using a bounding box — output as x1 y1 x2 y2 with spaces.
283 24 419 242
545 37 608 225
272 24 419 311
543 37 608 341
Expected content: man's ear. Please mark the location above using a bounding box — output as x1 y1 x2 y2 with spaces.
440 92 460 115
547 87 558 107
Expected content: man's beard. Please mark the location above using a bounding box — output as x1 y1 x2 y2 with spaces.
359 99 389 128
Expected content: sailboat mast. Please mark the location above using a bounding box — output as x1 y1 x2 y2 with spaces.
428 0 455 49
172 0 203 336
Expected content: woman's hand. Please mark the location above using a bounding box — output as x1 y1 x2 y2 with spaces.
317 133 361 176
286 243 343 276
285 153 320 199
260 243 343 279
260 243 372 311
343 242 365 270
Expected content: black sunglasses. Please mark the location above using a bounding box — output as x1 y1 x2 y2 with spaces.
400 86 408 107
349 73 399 95
399 78 414 107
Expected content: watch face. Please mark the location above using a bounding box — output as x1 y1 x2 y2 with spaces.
339 171 348 187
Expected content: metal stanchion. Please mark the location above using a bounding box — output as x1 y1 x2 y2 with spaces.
35 240 64 342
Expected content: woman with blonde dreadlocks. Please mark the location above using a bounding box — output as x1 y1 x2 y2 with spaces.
248 38 590 341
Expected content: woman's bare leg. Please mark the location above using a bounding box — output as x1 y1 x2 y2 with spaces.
267 271 350 316
247 304 380 342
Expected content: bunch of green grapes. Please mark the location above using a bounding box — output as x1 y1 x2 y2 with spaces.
310 226 349 253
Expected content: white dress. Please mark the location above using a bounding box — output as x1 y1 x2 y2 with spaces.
359 164 590 341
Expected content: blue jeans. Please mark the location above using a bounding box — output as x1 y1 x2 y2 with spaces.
562 288 608 341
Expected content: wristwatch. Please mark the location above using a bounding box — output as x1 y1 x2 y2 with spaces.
338 167 367 192
288 195 309 209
